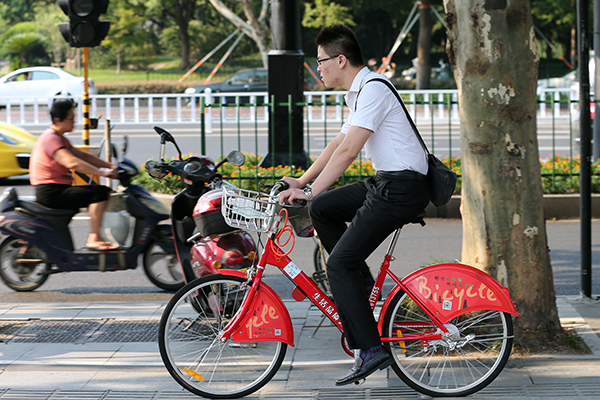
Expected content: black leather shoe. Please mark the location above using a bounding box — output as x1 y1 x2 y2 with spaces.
336 346 394 386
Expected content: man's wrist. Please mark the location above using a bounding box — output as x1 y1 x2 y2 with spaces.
303 184 313 201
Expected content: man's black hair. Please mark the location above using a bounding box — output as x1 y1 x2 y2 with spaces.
315 24 364 67
50 99 76 122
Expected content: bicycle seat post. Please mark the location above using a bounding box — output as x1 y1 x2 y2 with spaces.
385 228 402 258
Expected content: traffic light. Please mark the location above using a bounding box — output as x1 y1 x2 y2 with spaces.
58 0 110 48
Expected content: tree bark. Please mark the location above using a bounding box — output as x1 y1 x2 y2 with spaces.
443 0 560 341
417 0 432 90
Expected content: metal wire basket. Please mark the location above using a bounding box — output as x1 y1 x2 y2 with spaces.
221 186 279 233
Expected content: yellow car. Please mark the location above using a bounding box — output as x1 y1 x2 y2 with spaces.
0 121 36 178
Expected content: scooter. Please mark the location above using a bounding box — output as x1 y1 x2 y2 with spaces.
0 139 183 292
145 126 256 285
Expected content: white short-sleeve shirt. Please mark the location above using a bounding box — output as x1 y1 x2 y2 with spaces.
341 67 428 174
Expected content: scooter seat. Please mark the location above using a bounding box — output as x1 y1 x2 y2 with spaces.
20 201 78 217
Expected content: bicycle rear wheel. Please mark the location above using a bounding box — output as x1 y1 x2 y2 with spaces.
382 290 513 397
158 275 287 399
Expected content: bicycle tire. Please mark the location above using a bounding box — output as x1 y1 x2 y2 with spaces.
158 274 287 399
382 290 513 397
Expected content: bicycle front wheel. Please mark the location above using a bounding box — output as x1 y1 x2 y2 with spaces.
382 291 513 397
158 274 287 399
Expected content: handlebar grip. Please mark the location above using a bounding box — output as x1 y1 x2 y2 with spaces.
293 198 307 207
277 180 289 191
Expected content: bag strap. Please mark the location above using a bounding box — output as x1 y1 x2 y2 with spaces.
357 77 431 155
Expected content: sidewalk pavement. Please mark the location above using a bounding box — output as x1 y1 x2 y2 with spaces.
0 296 599 400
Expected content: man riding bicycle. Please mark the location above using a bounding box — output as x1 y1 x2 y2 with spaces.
279 24 429 386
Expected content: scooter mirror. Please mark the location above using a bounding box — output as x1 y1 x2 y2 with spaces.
154 126 173 143
154 126 182 159
227 150 245 166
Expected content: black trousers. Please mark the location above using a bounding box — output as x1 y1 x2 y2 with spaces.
35 184 112 210
309 172 429 350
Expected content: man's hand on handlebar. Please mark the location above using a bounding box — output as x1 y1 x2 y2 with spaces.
278 188 308 206
281 176 303 189
103 168 120 179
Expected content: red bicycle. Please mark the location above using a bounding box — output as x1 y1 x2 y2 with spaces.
158 182 520 399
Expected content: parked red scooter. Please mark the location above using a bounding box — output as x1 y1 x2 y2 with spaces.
145 126 255 284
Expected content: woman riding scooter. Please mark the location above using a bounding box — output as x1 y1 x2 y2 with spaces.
29 98 119 250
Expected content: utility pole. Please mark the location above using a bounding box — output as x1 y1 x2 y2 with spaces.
261 0 307 169
578 0 592 298
594 0 600 161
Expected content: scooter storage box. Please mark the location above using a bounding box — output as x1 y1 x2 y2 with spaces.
194 210 235 236
193 190 236 236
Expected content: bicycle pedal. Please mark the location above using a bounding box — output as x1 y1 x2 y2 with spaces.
354 378 366 385
312 270 327 283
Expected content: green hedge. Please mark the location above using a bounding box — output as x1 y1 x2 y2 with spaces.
134 155 459 194
96 80 204 95
132 154 600 196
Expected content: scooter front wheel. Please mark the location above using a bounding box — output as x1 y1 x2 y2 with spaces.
142 237 184 291
0 237 50 292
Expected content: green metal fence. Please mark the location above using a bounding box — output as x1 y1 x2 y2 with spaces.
194 89 598 194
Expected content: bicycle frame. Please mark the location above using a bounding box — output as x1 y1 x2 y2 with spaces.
218 186 520 351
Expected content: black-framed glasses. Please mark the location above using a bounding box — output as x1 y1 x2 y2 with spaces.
316 54 340 66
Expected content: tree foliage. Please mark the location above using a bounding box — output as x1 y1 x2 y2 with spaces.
0 0 577 76
302 0 355 30
0 22 48 69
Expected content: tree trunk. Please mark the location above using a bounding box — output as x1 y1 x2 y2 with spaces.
179 24 191 70
417 0 432 90
116 49 121 75
443 0 561 343
241 0 271 68
208 0 271 68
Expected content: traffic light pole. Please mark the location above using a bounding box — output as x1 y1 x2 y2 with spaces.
82 47 90 145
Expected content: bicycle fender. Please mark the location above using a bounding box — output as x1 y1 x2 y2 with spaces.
382 263 519 328
219 270 295 347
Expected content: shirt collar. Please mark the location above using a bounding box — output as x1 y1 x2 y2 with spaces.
348 67 372 94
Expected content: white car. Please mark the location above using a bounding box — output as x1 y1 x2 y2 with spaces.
0 66 97 107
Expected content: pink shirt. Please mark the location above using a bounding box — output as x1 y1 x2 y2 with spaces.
30 128 74 185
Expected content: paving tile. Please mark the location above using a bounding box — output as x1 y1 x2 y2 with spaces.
105 343 162 366
0 370 94 390
0 303 91 320
15 343 120 365
74 302 165 320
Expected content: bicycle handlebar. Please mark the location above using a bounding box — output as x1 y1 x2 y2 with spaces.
268 181 307 207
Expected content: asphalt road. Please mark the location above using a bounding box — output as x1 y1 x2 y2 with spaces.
0 177 598 303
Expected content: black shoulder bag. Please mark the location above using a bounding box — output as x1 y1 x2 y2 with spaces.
361 78 457 207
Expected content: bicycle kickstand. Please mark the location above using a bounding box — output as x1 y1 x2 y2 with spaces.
311 313 329 337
